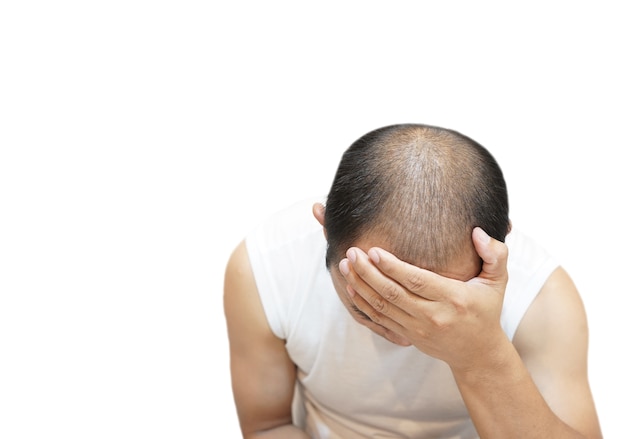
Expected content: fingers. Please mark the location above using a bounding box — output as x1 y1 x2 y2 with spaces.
339 248 412 328
365 228 508 296
364 247 454 302
340 228 508 342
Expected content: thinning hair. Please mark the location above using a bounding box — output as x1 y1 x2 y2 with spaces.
324 123 509 271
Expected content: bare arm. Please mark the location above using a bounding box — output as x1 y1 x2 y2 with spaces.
223 240 309 438
510 266 602 437
451 266 602 437
341 228 602 438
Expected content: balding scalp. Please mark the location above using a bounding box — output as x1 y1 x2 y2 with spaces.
324 124 509 272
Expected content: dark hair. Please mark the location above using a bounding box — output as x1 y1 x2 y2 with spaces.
323 123 509 270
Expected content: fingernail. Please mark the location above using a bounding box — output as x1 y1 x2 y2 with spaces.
346 248 356 263
476 227 490 244
339 258 350 276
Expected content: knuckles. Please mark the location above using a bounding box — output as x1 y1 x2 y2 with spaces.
405 271 426 292
367 307 384 325
371 296 388 315
379 282 401 303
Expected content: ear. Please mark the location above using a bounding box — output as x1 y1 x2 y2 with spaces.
507 220 513 235
312 202 328 239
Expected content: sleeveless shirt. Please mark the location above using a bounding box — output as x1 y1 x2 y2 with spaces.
245 198 558 439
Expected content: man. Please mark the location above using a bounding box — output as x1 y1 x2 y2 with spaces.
223 124 602 438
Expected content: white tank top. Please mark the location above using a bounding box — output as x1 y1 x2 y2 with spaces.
245 197 558 439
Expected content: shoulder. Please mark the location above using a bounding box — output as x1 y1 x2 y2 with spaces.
235 197 329 339
244 197 327 293
500 227 560 339
514 266 587 355
245 196 325 253
223 240 261 319
505 227 557 276
223 239 275 344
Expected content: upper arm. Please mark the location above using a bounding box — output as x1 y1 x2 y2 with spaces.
223 240 299 436
513 266 602 438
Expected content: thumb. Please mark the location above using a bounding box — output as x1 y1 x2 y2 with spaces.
472 227 509 285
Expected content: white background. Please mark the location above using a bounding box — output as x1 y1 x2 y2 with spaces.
1 1 624 437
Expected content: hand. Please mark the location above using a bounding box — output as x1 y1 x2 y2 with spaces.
339 227 510 371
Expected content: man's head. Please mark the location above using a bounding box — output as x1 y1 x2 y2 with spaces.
319 123 510 279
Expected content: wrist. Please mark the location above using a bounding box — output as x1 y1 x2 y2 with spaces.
449 329 515 381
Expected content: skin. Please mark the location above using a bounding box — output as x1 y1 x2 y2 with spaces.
223 238 309 438
223 203 603 438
